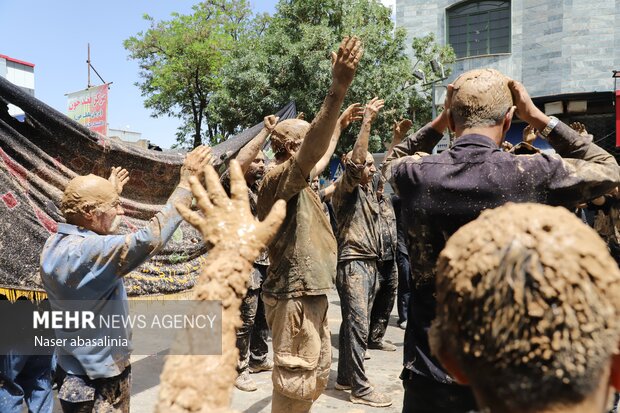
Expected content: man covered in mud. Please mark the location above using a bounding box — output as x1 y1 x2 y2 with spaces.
430 202 620 413
332 97 392 407
221 115 279 392
40 146 211 412
383 68 620 413
256 36 363 412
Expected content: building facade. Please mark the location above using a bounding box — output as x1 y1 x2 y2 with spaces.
395 0 620 149
0 54 35 120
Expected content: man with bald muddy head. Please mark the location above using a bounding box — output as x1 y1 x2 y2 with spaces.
40 146 211 413
383 68 620 412
257 36 363 412
431 202 620 413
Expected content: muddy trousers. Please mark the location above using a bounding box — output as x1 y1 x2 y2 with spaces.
263 294 331 413
236 266 269 374
369 259 398 345
395 250 411 324
336 259 379 397
0 352 53 413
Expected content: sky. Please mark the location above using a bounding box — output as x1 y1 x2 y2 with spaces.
0 0 279 149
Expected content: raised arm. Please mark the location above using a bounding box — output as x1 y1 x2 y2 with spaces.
383 119 413 164
351 97 384 164
157 160 286 413
311 103 363 179
296 36 364 177
235 115 278 174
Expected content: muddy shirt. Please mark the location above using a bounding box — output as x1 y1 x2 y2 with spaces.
591 197 620 265
377 195 397 262
383 122 620 383
332 160 381 262
257 157 337 298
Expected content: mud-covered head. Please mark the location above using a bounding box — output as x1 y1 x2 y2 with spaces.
450 68 513 129
345 151 376 186
61 174 124 234
270 119 310 161
430 202 620 412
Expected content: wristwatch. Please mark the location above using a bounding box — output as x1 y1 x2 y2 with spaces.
540 116 559 139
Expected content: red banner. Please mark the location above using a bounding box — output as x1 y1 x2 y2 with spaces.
66 84 108 136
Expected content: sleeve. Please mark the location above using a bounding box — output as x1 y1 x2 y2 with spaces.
78 187 192 282
382 123 444 187
338 159 365 194
540 121 620 205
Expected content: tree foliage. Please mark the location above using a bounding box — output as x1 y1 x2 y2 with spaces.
213 0 404 153
125 0 455 152
124 0 253 148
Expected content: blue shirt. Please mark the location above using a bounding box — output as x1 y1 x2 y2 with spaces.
40 188 190 378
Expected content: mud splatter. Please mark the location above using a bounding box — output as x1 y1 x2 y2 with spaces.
61 174 118 216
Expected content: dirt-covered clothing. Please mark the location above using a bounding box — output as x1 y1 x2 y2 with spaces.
263 293 331 409
58 366 131 413
336 259 379 397
591 196 620 266
377 194 397 262
369 259 397 346
257 157 337 298
332 160 381 261
383 121 620 386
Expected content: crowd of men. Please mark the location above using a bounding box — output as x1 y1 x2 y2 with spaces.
3 35 620 413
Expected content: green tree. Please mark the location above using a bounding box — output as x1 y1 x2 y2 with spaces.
409 33 456 131
124 0 253 148
212 0 454 156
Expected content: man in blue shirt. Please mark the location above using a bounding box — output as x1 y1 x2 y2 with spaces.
40 146 211 413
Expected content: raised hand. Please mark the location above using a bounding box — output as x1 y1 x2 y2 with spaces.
523 125 539 144
570 122 588 137
392 119 413 145
363 97 385 124
339 103 364 129
108 166 129 195
331 36 364 88
179 146 212 190
176 160 286 261
264 115 279 132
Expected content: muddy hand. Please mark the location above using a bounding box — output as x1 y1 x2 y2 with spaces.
393 119 413 145
523 125 538 145
339 103 364 129
108 166 129 195
179 146 213 190
363 97 385 124
264 115 279 132
331 36 364 88
176 160 286 260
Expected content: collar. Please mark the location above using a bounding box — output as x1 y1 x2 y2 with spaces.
452 134 500 149
56 223 98 237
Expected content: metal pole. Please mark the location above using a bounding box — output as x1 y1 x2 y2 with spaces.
431 81 436 119
87 43 91 88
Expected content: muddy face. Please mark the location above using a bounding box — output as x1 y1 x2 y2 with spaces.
360 153 376 186
311 176 320 193
62 174 124 234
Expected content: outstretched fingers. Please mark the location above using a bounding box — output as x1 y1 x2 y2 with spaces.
176 203 206 233
228 160 250 206
189 175 212 213
257 199 287 246
203 165 229 207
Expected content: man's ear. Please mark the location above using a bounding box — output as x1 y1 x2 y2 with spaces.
609 352 620 391
503 106 516 135
439 351 470 385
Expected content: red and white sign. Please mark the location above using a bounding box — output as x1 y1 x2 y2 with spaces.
66 84 109 135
